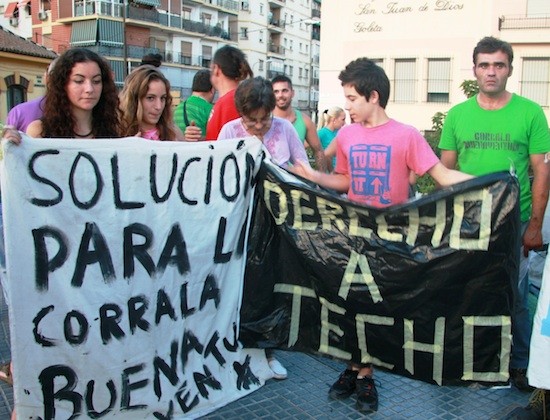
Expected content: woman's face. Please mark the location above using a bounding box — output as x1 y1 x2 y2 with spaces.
241 108 273 139
66 61 102 112
333 111 346 129
140 79 167 130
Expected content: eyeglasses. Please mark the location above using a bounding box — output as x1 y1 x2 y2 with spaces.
241 114 272 128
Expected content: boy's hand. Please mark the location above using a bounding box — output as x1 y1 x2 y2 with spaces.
290 160 315 180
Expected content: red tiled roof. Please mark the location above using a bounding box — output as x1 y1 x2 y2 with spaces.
4 2 18 18
0 25 57 60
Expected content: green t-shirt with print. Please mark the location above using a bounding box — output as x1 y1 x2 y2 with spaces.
439 93 550 221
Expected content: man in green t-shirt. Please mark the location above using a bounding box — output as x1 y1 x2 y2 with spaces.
439 36 550 393
174 69 215 139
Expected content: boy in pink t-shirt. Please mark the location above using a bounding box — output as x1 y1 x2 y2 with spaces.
294 58 472 413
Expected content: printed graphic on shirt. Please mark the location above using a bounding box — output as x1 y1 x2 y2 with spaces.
350 144 391 204
464 132 519 152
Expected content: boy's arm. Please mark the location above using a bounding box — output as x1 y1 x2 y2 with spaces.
291 161 349 193
427 162 473 187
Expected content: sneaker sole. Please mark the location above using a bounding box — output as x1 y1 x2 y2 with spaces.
328 389 355 400
356 398 378 413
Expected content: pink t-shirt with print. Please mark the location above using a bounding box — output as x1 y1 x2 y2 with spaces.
335 119 438 207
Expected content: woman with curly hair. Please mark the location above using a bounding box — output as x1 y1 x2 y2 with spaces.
119 65 184 141
24 48 121 139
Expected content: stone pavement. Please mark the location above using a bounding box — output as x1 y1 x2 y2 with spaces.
0 282 534 419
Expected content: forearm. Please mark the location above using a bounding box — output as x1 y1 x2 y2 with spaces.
310 171 349 193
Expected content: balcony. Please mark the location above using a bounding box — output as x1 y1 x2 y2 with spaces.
268 43 285 57
499 14 550 30
268 0 285 9
187 0 239 14
127 4 160 23
268 17 284 32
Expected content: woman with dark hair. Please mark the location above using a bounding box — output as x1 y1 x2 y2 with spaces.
119 65 184 141
218 77 309 382
218 76 309 170
25 48 121 139
185 45 253 141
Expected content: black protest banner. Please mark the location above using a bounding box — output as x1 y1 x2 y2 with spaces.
240 161 519 385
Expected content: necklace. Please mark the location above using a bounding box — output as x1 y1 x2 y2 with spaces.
73 129 93 138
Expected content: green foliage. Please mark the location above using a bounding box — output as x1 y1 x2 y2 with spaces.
460 80 479 98
431 112 447 134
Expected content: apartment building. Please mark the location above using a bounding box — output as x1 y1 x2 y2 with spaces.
319 0 550 132
0 0 321 115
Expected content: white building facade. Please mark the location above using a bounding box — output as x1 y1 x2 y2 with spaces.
318 0 550 131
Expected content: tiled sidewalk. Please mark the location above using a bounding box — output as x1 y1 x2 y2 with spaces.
0 281 532 419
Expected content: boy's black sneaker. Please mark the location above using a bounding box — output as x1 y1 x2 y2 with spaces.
355 376 379 413
328 369 358 400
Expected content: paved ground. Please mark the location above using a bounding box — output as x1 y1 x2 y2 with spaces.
0 284 536 419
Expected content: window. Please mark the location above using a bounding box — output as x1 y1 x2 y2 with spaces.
260 4 263 14
426 58 451 103
259 60 265 71
371 58 384 69
4 74 29 110
240 1 249 11
180 41 192 65
182 7 191 20
259 30 264 43
299 67 303 78
521 58 550 107
202 45 212 68
394 59 416 103
202 13 212 26
240 27 248 39
288 65 294 77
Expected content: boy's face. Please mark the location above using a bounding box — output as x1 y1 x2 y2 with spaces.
342 84 373 125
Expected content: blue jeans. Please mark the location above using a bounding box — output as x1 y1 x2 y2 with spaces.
510 222 532 369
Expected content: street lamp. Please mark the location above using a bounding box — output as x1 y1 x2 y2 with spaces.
303 19 320 120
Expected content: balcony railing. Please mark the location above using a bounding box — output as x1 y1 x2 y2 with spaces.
268 43 285 55
499 14 550 30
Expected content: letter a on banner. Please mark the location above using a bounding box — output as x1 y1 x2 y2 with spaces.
339 250 382 302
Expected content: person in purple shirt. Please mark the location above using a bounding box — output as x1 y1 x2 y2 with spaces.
218 77 310 381
218 76 310 171
5 57 58 132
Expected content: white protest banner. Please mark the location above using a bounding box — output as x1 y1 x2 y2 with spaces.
528 253 550 389
1 136 272 418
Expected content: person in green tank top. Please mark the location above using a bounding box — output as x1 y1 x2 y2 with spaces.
439 36 550 397
271 75 328 172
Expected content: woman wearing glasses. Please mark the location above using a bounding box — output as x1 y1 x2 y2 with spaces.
218 76 309 170
218 76 309 381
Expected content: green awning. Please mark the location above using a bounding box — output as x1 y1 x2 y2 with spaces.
98 19 123 46
132 0 161 6
70 20 97 46
108 60 125 85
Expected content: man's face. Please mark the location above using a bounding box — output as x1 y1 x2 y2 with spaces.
272 81 294 110
473 51 512 97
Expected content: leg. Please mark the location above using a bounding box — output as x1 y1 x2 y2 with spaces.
510 237 534 391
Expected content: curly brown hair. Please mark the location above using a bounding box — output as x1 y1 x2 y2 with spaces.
41 48 121 138
119 65 177 141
